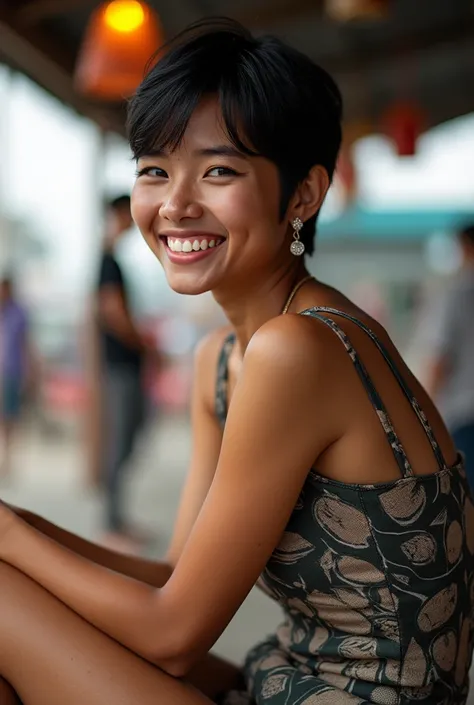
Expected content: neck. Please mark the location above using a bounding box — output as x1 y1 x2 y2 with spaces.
213 262 309 353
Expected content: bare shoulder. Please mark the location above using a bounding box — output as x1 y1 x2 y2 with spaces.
245 313 339 381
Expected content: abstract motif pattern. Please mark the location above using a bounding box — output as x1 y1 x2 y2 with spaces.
216 309 474 705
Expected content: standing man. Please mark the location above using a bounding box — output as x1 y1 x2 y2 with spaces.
96 195 151 551
0 276 30 477
425 224 474 487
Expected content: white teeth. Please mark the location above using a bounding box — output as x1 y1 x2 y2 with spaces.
167 237 223 253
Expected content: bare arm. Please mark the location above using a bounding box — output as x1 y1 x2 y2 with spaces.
7 505 171 587
166 329 226 568
0 318 329 675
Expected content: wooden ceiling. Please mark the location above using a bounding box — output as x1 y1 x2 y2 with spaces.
1 0 473 138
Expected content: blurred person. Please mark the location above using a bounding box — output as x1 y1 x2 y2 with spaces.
96 195 152 552
0 19 471 705
424 224 474 487
0 275 30 477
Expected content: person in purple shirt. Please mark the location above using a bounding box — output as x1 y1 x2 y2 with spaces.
0 276 29 476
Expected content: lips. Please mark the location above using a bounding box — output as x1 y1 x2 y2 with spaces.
159 232 226 264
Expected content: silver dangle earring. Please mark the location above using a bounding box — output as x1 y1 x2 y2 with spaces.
290 217 305 256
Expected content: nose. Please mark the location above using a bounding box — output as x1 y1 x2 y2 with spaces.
159 180 203 223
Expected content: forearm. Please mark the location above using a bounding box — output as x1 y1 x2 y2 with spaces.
3 520 180 665
9 505 172 587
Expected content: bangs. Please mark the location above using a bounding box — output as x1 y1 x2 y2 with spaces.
127 19 263 160
127 83 260 161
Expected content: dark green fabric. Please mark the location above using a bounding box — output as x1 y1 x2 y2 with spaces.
217 309 474 705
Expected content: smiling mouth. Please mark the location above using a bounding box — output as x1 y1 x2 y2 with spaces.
162 235 226 253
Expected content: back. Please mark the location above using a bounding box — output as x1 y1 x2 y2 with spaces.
216 307 474 705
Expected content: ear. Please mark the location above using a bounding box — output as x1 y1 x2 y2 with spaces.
289 165 330 223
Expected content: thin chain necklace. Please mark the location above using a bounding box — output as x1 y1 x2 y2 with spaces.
281 274 314 315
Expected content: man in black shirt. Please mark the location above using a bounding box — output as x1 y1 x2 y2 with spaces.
97 195 151 550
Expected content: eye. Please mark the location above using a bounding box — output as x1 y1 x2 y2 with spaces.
135 166 167 178
206 166 240 177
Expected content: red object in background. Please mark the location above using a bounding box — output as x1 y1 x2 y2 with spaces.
75 1 163 100
43 372 87 412
383 102 424 157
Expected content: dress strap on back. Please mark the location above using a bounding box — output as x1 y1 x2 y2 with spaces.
215 333 235 427
301 307 447 477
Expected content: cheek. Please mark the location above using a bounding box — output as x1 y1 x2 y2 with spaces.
131 184 156 236
214 182 277 240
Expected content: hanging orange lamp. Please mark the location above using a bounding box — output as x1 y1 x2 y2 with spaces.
326 0 388 22
383 101 424 157
75 1 163 101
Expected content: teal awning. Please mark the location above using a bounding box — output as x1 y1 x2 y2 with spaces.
318 206 474 242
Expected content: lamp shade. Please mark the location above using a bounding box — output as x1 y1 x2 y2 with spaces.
75 1 163 101
326 0 387 21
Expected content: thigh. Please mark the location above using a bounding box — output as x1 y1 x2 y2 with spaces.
0 563 212 705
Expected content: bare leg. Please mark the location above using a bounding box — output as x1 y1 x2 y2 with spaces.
0 562 219 705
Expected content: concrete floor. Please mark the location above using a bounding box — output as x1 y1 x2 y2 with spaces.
3 414 474 702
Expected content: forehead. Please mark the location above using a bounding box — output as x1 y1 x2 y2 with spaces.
144 96 238 159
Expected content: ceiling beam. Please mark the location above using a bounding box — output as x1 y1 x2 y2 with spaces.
15 0 96 26
236 0 321 28
0 13 125 134
326 18 474 75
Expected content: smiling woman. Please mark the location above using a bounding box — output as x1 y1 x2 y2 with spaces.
0 15 472 705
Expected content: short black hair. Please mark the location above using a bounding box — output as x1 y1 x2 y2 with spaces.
459 224 474 247
107 195 131 212
127 18 342 256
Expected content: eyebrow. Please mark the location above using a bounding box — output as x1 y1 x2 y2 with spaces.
140 145 249 160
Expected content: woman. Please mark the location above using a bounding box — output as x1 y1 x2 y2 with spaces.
0 18 472 705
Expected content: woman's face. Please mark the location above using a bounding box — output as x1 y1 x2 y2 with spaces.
131 97 290 296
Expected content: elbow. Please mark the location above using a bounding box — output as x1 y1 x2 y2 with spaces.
148 632 200 679
159 656 192 679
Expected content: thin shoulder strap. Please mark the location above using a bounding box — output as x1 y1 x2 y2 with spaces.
307 307 447 469
302 309 415 477
215 333 235 427
302 307 447 473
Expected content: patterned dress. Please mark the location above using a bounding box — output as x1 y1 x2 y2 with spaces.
217 308 474 705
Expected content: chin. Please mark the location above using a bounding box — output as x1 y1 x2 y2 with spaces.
164 269 215 297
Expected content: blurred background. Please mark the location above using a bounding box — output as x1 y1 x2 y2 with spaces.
0 0 474 671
